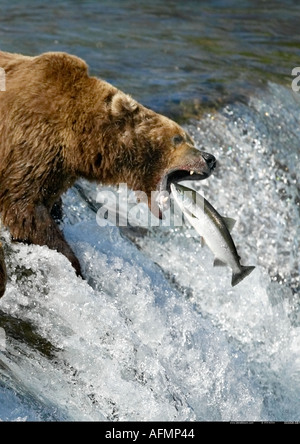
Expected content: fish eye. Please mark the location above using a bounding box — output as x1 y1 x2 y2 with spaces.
172 134 184 146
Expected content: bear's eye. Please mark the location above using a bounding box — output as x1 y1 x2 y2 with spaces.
173 135 184 146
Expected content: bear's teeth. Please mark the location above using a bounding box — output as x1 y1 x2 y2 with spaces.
190 170 194 175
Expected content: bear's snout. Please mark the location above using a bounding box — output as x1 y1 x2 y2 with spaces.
201 152 216 172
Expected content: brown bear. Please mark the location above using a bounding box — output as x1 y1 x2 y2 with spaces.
0 50 216 287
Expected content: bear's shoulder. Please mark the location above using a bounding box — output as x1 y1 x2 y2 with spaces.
33 52 89 82
0 51 90 91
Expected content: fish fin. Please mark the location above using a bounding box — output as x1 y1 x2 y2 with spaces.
213 258 226 267
222 217 236 232
231 265 255 287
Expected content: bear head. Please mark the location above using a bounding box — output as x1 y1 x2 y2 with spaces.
76 89 216 217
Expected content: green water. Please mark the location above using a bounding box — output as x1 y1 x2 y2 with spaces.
1 0 300 117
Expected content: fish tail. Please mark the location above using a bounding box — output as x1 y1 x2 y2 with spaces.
231 265 255 287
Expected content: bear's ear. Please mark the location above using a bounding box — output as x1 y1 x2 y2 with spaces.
111 92 139 117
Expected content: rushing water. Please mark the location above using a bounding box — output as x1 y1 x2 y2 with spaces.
0 0 299 421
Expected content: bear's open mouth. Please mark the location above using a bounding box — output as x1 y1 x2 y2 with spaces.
159 168 212 194
166 169 210 191
149 167 213 220
151 154 216 219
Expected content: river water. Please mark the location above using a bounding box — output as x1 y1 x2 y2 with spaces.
0 0 299 421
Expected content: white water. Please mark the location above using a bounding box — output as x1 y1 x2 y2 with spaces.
0 83 299 421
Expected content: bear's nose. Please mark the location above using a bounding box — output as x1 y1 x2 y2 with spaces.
202 152 216 171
